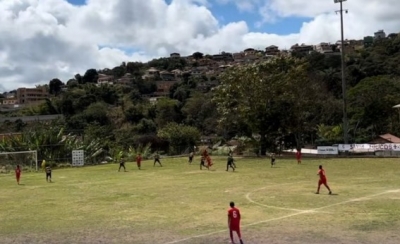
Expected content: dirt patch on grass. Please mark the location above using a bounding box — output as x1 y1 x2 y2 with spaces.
4 227 400 244
170 227 400 244
2 228 182 244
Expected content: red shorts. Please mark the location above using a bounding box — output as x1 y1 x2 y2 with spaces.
137 162 141 166
318 179 327 185
16 173 21 179
230 224 240 232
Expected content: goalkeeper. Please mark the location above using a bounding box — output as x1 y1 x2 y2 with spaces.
41 159 46 171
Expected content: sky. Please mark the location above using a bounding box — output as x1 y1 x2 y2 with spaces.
1 0 400 92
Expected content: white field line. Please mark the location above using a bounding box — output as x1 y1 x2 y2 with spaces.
245 183 306 212
164 189 399 244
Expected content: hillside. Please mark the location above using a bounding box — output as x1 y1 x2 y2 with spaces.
0 34 399 161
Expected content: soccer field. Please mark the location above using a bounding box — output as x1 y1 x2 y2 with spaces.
1 157 400 244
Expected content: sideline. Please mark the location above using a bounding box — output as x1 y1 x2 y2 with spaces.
164 189 399 244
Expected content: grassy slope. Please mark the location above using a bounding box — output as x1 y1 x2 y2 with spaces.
1 157 400 244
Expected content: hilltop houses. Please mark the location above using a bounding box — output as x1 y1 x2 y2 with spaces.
4 29 396 109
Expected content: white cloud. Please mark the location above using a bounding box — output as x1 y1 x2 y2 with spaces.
0 0 399 91
216 0 261 12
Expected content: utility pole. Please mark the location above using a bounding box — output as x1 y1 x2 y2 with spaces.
334 0 349 144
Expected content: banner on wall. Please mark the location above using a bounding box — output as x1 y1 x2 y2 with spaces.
317 146 339 155
338 144 400 152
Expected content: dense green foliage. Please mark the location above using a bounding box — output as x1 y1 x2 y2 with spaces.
1 35 400 158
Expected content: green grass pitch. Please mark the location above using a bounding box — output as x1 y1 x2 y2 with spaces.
1 157 400 244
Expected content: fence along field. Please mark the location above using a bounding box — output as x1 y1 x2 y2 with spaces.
1 156 400 244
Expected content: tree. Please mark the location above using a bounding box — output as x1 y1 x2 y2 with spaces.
111 66 125 79
66 79 78 89
182 93 218 135
214 57 326 154
158 122 200 155
155 98 181 128
316 124 343 145
128 89 143 103
192 52 204 60
126 62 145 75
348 75 400 138
134 118 157 134
172 86 189 102
124 105 145 124
82 69 99 84
279 72 329 149
67 102 110 130
74 74 83 84
41 98 59 115
49 78 64 96
60 97 74 116
134 77 157 94
76 94 97 112
214 59 281 154
14 119 26 132
94 85 119 105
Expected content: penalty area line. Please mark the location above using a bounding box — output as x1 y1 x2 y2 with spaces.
164 189 399 244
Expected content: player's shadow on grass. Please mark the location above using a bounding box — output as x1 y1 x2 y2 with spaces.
18 184 25 186
330 193 339 196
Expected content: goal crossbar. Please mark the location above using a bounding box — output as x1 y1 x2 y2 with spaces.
0 150 38 171
0 150 37 155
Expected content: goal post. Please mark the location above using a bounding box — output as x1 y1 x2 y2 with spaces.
0 150 38 172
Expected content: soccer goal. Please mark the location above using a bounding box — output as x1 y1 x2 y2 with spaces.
0 150 38 172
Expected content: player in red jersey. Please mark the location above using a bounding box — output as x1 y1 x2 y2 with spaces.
228 201 244 244
136 153 142 170
15 165 21 185
316 165 332 194
296 149 302 164
206 155 213 168
202 149 208 157
200 156 208 170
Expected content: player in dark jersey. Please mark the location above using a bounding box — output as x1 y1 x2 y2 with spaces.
118 157 126 172
226 155 235 171
45 166 52 182
154 152 162 167
228 150 237 168
188 151 194 164
270 153 276 168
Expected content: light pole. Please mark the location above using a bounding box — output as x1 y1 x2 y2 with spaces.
393 104 400 123
334 0 349 144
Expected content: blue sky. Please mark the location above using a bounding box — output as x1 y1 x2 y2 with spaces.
66 0 310 35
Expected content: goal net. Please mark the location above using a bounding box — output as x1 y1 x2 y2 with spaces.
0 151 38 173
